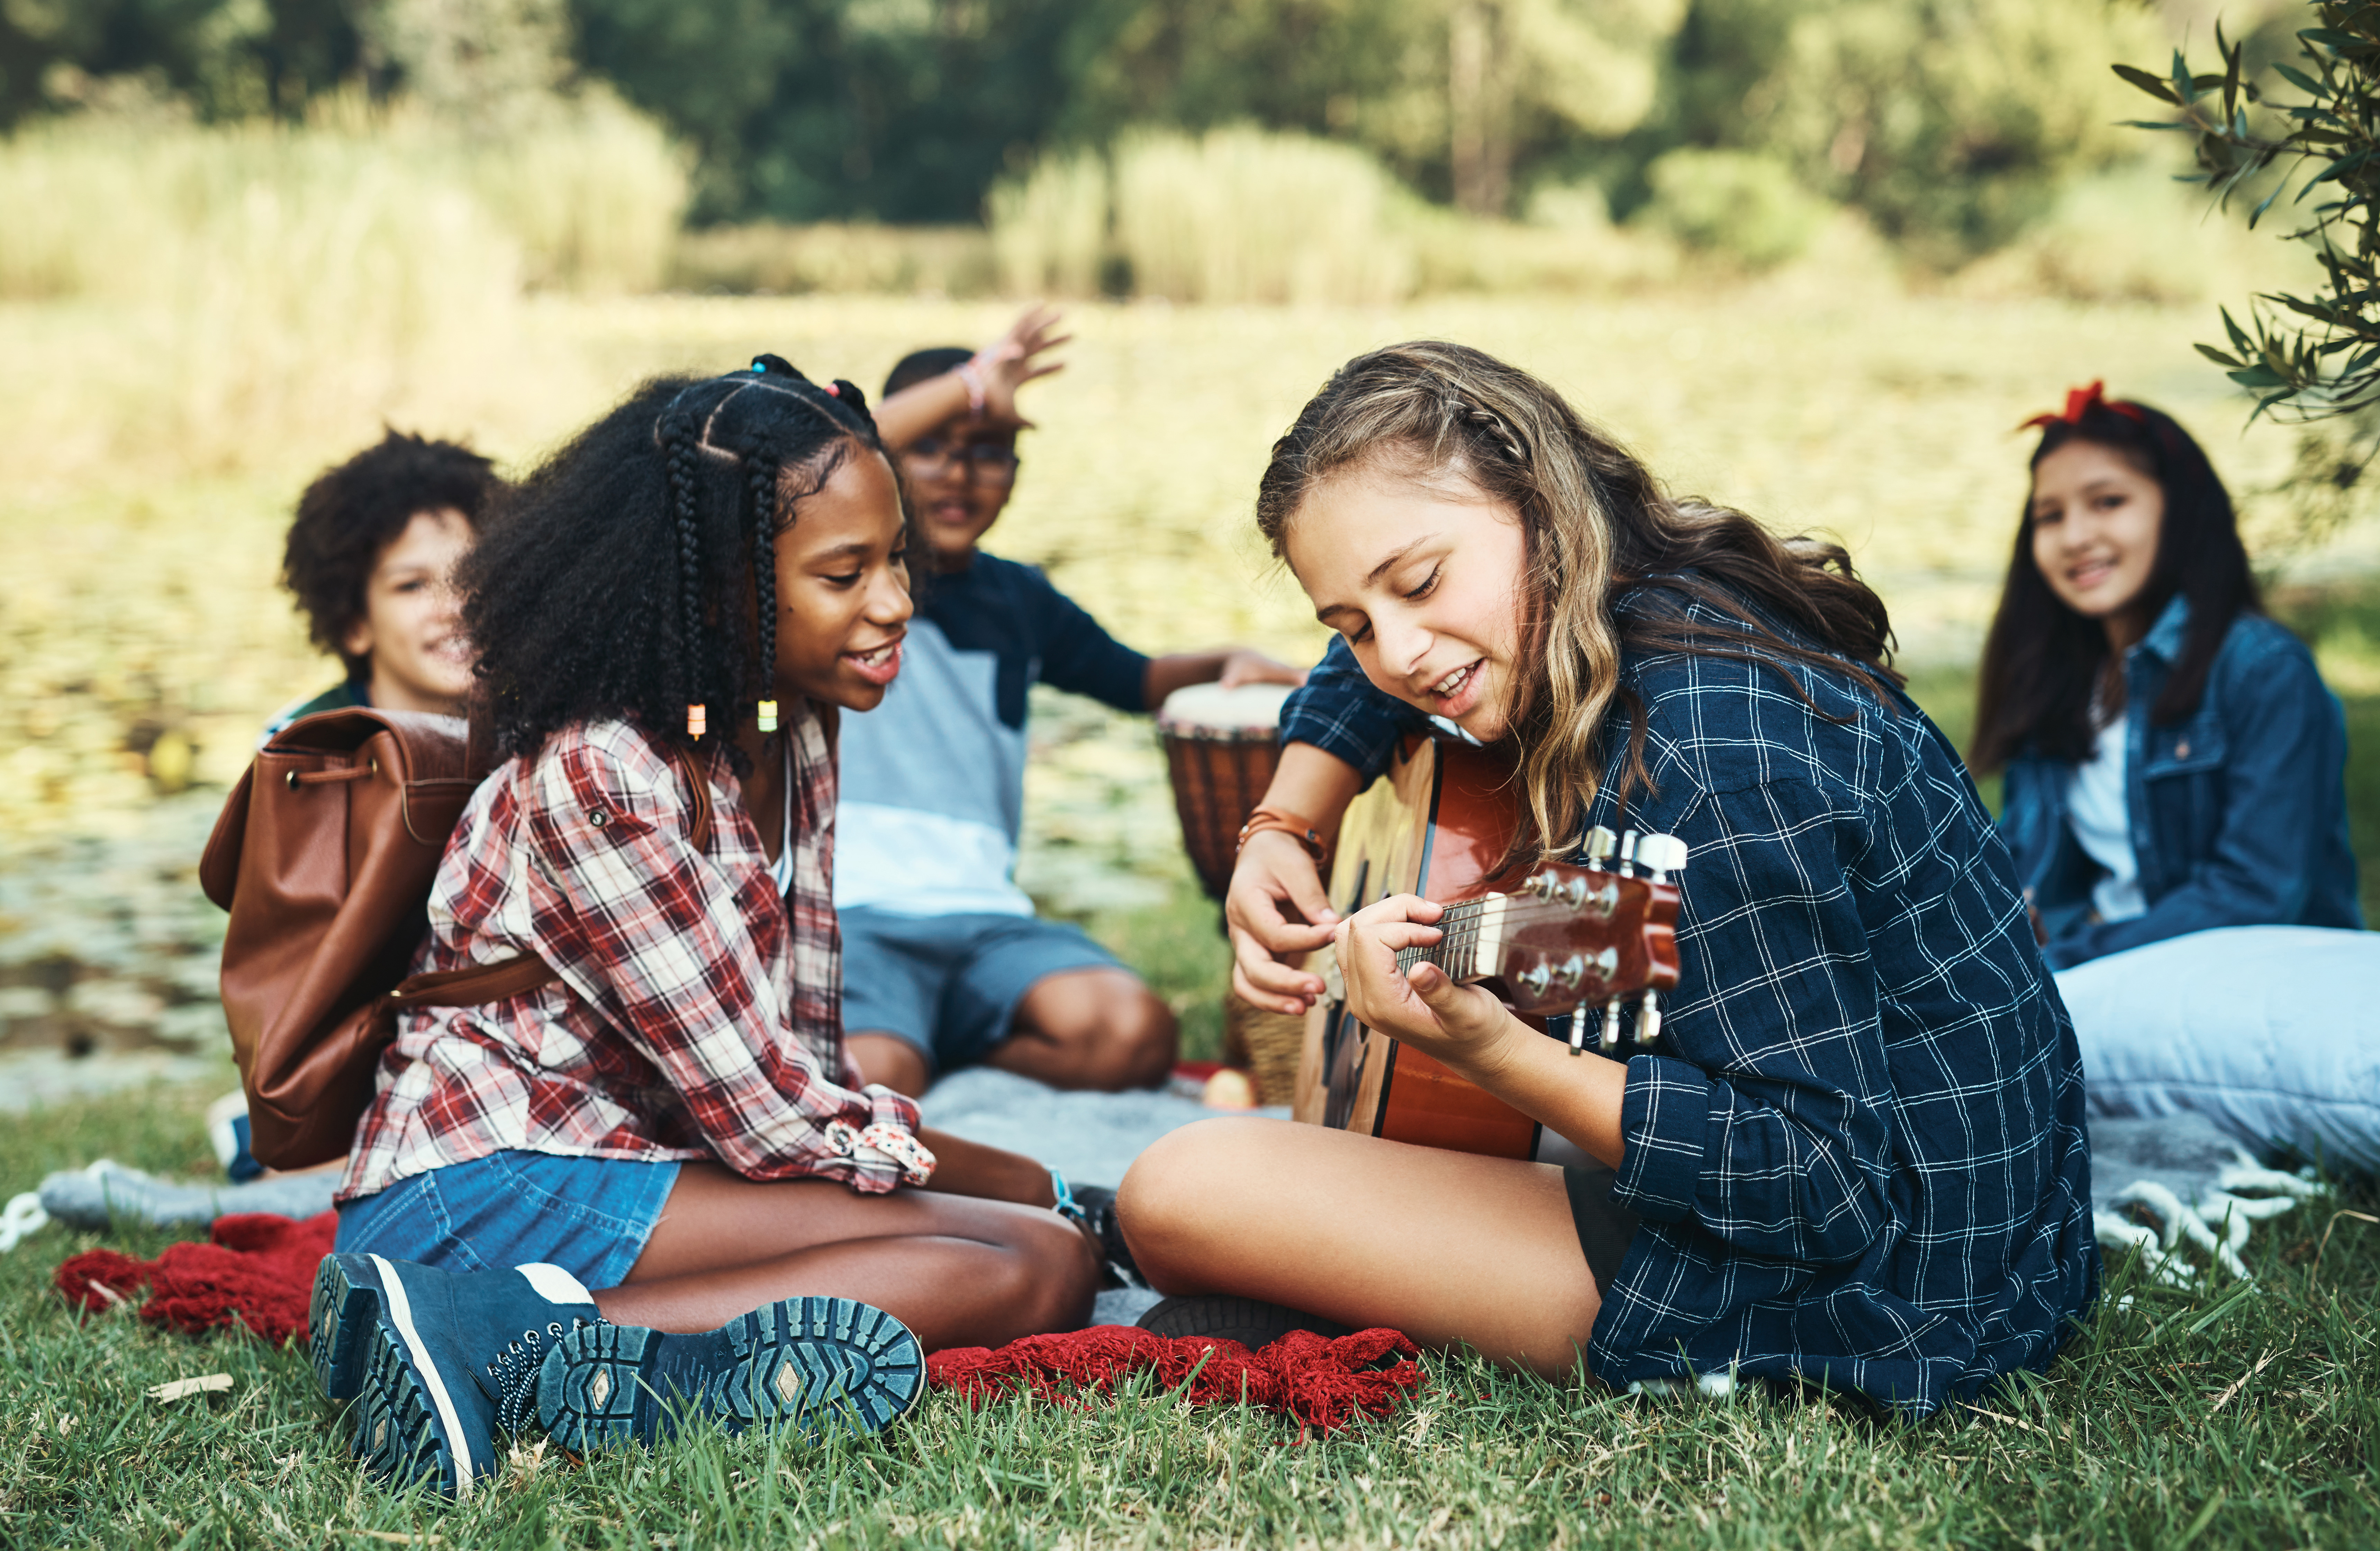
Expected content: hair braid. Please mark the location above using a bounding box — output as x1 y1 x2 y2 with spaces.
1446 392 1526 463
664 412 708 739
747 448 780 730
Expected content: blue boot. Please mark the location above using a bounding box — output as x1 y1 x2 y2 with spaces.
320 1254 600 1498
538 1296 923 1452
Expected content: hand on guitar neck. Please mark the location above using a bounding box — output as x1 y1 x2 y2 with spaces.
1332 892 1636 1169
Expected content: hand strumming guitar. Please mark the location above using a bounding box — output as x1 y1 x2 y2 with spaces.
1225 743 1363 1013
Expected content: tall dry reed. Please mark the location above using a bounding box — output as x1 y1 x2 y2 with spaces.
988 149 1110 298
0 101 685 484
1112 128 1418 305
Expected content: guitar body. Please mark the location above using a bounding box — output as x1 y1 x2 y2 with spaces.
1291 737 1540 1159
1289 736 1684 1160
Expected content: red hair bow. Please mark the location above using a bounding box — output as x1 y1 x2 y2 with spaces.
2019 380 2147 432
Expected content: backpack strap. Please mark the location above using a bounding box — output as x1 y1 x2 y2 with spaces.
380 740 718 1015
384 951 559 1012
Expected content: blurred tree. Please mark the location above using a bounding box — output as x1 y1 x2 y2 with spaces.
1060 0 1682 215
573 0 1082 223
368 0 572 133
0 0 372 127
1619 0 2156 262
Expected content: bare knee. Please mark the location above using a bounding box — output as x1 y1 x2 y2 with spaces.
1005 973 1177 1091
989 1206 1099 1337
1091 988 1177 1089
1116 1118 1268 1291
847 1032 930 1097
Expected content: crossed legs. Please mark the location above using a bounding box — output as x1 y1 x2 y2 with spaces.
592 1162 1099 1351
1116 1117 1602 1377
849 965 1177 1097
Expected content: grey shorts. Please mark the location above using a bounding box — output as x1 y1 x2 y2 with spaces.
839 906 1126 1076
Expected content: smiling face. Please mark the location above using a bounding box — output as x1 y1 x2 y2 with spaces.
2029 439 2166 639
1285 461 1532 741
342 506 474 715
773 444 913 712
898 410 1019 571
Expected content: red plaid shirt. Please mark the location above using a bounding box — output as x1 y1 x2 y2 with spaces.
339 710 923 1201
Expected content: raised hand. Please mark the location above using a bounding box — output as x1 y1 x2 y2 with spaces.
967 304 1071 427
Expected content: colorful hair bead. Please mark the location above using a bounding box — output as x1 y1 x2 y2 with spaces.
756 698 779 733
686 702 707 737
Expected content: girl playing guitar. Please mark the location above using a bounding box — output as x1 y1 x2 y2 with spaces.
1117 342 2098 1415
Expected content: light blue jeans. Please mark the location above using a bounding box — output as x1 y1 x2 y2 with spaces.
2055 925 2380 1176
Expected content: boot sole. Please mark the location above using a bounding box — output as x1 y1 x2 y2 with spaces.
347 1254 490 1499
308 1254 382 1404
539 1296 923 1452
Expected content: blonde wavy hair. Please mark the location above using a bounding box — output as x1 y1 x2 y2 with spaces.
1255 341 1898 861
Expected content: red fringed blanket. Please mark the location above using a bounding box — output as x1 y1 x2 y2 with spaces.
56 1211 337 1344
53 1213 1428 1434
930 1325 1425 1434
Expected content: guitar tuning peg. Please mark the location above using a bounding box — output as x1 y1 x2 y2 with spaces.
1636 988 1663 1047
1599 995 1623 1053
1616 830 1640 876
1636 833 1689 883
1582 826 1617 870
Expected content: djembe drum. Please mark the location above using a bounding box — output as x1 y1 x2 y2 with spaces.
1158 682 1307 1105
1156 681 1296 902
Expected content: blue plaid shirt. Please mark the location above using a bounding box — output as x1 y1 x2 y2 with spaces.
1283 586 2097 1415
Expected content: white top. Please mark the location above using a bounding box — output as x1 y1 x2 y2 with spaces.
2064 720 2146 922
768 733 796 897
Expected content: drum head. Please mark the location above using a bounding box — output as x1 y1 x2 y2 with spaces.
1156 681 1295 740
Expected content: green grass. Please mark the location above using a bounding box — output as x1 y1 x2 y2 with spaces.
4 1084 2375 1548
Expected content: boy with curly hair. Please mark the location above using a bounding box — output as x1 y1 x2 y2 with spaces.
265 430 504 735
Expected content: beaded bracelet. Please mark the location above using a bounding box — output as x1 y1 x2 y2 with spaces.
954 360 989 419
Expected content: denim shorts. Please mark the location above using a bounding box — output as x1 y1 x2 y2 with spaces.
840 906 1125 1077
334 1149 682 1290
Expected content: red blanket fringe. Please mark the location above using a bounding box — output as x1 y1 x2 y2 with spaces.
52 1212 1428 1434
53 1211 336 1345
929 1324 1426 1434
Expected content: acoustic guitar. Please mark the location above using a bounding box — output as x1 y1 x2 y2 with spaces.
1289 735 1686 1161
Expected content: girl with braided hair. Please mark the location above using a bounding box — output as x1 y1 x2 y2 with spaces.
311 356 1098 1499
1118 341 2096 1418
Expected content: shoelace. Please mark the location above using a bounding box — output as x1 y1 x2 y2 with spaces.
481 1316 598 1434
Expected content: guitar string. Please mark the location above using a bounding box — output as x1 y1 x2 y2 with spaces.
1391 887 1665 977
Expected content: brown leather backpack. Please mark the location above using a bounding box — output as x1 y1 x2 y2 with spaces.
197 709 558 1169
200 708 716 1169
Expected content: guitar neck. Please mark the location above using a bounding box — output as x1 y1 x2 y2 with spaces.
1393 896 1501 982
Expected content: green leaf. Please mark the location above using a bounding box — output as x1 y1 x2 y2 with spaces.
2112 63 2182 104
2196 343 2248 369
2274 62 2325 95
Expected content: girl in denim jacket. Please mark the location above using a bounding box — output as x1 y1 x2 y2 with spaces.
1971 384 2360 970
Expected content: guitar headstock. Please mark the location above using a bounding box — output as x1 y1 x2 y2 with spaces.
1424 835 1685 1018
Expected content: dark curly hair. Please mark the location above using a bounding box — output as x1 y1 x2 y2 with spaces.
462 354 883 767
1971 395 2257 771
282 430 501 676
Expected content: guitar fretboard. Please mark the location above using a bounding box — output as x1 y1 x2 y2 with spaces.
1393 896 1492 979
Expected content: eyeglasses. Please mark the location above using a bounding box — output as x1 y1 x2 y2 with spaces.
904 437 1020 485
